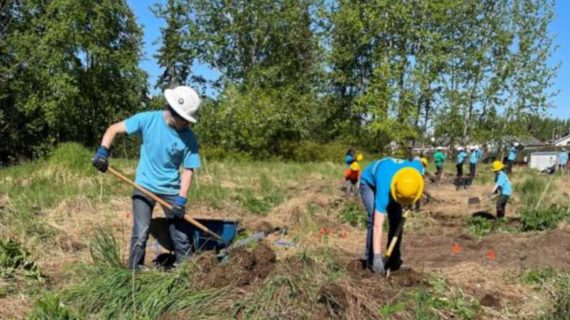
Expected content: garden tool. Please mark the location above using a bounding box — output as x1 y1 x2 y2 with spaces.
383 209 411 275
107 166 222 241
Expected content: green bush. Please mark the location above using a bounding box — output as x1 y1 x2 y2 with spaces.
0 238 44 280
520 205 570 231
200 145 252 161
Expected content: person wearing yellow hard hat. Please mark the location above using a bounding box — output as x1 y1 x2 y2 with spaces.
344 154 364 196
490 160 511 219
360 157 424 274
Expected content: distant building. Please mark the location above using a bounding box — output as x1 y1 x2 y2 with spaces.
554 134 570 147
529 151 559 171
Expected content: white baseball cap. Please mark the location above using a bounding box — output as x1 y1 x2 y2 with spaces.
164 86 201 123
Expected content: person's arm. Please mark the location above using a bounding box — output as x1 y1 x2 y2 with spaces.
100 122 127 149
179 168 194 197
372 211 386 255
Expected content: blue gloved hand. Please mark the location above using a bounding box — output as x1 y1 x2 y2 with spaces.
372 254 386 274
170 196 187 220
92 146 109 172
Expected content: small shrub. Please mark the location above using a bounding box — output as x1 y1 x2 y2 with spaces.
521 268 556 286
520 205 570 231
0 238 43 280
339 201 366 228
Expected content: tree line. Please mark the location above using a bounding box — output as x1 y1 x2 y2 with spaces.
0 0 560 163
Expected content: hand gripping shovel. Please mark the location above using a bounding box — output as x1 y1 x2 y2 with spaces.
107 166 222 241
383 209 411 278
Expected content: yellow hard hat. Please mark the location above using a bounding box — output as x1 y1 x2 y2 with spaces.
420 157 428 167
356 154 364 161
491 160 504 172
350 162 361 171
390 168 424 206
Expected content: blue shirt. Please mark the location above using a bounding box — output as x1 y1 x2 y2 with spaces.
507 147 518 161
344 154 355 166
495 171 512 196
469 150 480 164
125 111 201 195
360 158 424 214
560 152 569 165
456 151 467 164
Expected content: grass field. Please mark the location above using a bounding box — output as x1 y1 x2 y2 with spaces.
1 143 570 319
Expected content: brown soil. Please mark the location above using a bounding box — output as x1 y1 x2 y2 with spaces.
405 228 570 269
480 293 501 308
197 242 276 289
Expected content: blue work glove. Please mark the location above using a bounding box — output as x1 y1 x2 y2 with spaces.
170 196 187 220
92 146 109 172
372 254 386 274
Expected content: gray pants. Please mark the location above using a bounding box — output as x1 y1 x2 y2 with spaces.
127 189 192 269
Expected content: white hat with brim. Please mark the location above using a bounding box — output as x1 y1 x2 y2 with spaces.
164 86 200 123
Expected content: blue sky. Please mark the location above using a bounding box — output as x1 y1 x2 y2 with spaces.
127 0 570 119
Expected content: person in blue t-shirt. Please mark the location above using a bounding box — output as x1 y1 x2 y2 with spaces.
344 149 356 166
491 160 512 219
468 145 481 177
92 86 202 270
455 146 467 177
559 148 569 174
359 158 424 274
507 142 522 174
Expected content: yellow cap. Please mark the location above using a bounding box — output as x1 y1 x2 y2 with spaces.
420 157 428 167
491 160 504 172
350 162 361 171
356 154 364 161
390 168 424 206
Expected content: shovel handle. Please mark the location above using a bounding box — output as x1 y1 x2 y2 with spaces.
384 209 411 260
106 166 222 241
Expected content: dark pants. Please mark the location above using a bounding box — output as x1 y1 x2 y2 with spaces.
507 160 514 174
435 165 443 182
496 195 509 219
456 163 463 177
360 183 403 271
127 189 192 270
469 163 476 177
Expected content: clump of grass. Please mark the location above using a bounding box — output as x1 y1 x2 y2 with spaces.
409 277 479 320
517 175 547 206
467 216 515 236
29 293 79 320
546 274 570 320
521 268 557 286
520 205 570 231
48 142 94 175
57 231 226 319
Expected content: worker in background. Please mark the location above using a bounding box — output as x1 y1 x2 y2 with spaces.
507 142 521 174
433 147 446 183
360 158 424 274
92 86 201 270
456 146 467 177
490 160 512 219
344 154 364 196
345 149 356 166
469 145 480 177
559 148 568 174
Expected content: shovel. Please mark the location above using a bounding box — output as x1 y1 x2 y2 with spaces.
107 166 222 241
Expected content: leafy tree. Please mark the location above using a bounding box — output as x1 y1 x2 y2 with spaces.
1 0 147 162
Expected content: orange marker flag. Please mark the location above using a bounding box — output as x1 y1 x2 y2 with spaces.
452 243 462 254
487 249 496 260
320 226 327 235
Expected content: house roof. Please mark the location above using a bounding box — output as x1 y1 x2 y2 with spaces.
554 134 570 145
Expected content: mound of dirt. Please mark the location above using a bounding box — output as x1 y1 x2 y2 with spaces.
197 242 276 289
480 293 501 308
318 283 348 318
